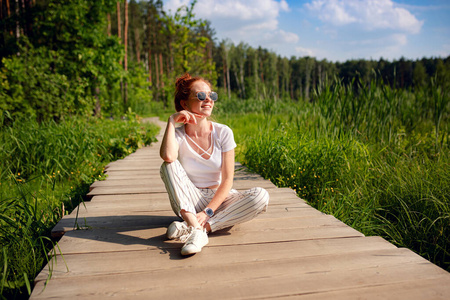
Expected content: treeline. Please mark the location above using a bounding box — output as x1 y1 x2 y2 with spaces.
1 0 449 122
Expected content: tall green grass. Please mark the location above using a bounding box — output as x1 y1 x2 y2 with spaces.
0 111 159 299
219 78 449 271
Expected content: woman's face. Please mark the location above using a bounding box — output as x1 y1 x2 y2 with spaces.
183 80 215 117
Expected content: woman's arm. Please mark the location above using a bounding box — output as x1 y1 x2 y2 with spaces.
160 111 202 162
160 116 179 162
196 149 235 227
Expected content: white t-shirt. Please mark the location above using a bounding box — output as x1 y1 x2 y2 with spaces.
175 122 236 188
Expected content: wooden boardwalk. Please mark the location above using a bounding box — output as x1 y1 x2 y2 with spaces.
31 122 450 299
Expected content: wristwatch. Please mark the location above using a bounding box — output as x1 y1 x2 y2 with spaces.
204 207 214 217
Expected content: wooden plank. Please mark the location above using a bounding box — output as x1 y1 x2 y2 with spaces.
104 169 161 176
32 248 449 299
52 205 324 238
53 213 341 238
87 181 277 196
87 185 167 196
233 178 277 190
296 277 450 299
36 236 395 280
105 160 162 168
52 199 317 237
90 178 161 188
89 193 168 202
92 176 278 192
104 165 161 171
51 211 176 238
102 173 160 180
50 224 363 255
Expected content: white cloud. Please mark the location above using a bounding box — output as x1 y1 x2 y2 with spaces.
306 0 424 34
279 0 290 12
164 0 190 13
164 0 299 50
295 46 315 57
264 29 300 45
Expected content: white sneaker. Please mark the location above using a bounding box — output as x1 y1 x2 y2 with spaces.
166 221 190 240
181 228 209 256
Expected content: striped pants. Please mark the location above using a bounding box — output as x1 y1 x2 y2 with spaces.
160 160 269 232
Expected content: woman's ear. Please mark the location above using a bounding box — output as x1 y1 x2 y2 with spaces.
181 100 189 110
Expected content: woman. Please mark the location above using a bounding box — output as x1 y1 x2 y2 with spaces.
160 73 269 256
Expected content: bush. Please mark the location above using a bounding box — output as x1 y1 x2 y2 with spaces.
0 112 160 298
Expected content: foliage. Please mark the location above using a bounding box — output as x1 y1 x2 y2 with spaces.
1 39 95 121
218 78 449 271
0 112 159 298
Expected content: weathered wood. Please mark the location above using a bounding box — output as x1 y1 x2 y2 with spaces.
32 248 450 299
48 224 363 257
36 236 396 281
31 122 450 299
87 185 167 196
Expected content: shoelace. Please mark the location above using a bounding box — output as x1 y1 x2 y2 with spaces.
185 228 206 245
179 227 195 243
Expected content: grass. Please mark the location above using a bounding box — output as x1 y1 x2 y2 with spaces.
0 110 159 299
217 77 449 271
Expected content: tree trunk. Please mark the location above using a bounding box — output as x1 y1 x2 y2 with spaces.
117 2 121 40
208 43 213 76
154 52 160 101
124 0 128 71
94 85 101 117
15 0 20 38
224 52 231 99
239 59 245 99
223 60 227 92
123 0 128 108
159 52 166 107
107 13 111 36
148 47 152 86
134 27 140 63
6 0 11 17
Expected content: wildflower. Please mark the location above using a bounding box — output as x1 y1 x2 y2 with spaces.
18 173 21 176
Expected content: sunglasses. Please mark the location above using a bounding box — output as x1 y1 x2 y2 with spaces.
196 91 218 101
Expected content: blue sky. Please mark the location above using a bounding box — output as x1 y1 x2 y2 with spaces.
163 0 450 62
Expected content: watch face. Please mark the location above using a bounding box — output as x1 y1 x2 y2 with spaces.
205 208 214 217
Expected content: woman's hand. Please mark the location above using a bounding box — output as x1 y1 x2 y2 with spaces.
196 211 209 228
171 110 203 125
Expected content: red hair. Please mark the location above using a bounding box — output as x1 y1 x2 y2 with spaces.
174 73 211 112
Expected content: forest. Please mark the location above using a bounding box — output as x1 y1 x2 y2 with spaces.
0 0 449 299
1 0 449 121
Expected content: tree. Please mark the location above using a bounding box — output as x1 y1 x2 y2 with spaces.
124 0 128 107
413 60 427 88
1 0 123 121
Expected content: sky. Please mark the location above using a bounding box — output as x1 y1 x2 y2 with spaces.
162 0 450 62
